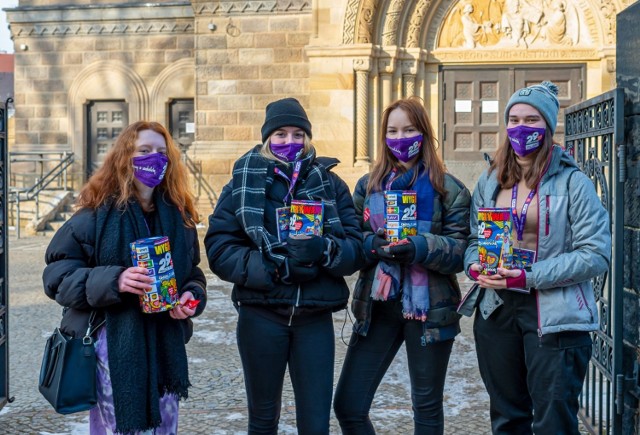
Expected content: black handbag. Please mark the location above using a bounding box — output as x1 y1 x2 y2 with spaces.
38 311 103 414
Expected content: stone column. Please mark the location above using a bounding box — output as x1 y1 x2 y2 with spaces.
354 58 372 166
378 58 395 112
402 59 417 98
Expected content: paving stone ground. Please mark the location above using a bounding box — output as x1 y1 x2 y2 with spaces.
0 232 588 434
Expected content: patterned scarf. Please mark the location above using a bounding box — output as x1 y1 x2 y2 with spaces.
231 145 343 266
368 164 434 321
95 191 190 434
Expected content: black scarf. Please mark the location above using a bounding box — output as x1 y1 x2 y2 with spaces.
95 191 190 434
231 145 343 266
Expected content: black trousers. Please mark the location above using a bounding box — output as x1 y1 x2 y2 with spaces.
473 290 592 435
237 306 335 435
334 299 454 435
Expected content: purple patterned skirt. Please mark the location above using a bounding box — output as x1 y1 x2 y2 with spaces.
89 327 179 435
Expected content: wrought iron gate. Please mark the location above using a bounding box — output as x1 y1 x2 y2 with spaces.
564 88 624 435
0 98 11 410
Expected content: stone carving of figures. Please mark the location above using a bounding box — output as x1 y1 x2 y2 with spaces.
539 0 580 46
543 1 570 45
461 4 483 48
501 0 529 47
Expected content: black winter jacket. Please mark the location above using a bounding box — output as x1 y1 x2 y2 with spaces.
205 153 363 314
43 203 206 339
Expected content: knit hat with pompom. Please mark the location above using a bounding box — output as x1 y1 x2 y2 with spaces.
504 81 560 134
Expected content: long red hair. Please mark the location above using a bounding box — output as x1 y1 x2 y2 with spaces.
76 121 199 227
367 97 447 197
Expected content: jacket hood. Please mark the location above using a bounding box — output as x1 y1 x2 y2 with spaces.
543 145 580 179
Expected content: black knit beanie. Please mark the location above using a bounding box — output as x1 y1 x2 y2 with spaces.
261 98 312 143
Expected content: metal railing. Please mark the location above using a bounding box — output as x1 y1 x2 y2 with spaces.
180 150 217 210
9 151 74 238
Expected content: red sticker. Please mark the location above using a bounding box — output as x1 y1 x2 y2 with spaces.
363 207 370 222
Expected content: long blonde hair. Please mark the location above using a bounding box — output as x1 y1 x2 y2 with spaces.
76 121 199 227
367 97 447 197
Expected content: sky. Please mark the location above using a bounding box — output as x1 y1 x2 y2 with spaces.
0 0 19 54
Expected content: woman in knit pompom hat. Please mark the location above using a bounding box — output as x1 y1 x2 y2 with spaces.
205 97 364 434
460 81 611 434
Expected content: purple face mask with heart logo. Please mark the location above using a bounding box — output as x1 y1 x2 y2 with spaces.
270 142 305 162
132 153 169 188
507 125 546 157
385 134 423 163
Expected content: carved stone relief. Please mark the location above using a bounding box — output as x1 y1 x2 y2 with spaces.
406 0 433 48
357 0 378 44
438 0 592 49
597 0 617 46
343 0 360 44
382 0 407 46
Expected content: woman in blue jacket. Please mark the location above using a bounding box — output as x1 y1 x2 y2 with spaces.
43 121 207 434
204 98 363 434
460 81 612 434
333 97 470 434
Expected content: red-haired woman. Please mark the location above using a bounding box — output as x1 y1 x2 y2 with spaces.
333 97 470 434
43 121 207 434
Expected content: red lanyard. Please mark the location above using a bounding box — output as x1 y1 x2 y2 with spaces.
510 183 537 241
274 160 302 204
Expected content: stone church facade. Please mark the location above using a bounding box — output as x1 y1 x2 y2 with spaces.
5 0 635 208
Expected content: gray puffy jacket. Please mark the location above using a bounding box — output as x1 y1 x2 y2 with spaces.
461 145 611 335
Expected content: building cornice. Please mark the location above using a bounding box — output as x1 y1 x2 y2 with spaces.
192 1 311 16
6 3 194 37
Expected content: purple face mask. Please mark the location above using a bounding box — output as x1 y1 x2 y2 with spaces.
385 134 423 163
270 142 304 162
507 125 546 157
132 153 169 188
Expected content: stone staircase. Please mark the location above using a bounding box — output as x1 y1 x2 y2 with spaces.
9 189 75 237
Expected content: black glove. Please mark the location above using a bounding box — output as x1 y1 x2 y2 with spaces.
367 228 393 261
286 235 326 265
280 258 319 283
385 239 416 264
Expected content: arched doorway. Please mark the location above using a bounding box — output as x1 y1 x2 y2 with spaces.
319 0 620 186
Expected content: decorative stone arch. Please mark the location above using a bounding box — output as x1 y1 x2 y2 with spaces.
339 0 625 164
149 58 195 124
67 60 148 175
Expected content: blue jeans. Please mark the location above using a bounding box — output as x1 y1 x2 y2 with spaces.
334 300 454 435
236 305 335 435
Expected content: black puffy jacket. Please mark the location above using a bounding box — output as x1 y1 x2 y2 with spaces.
43 203 206 339
205 154 363 314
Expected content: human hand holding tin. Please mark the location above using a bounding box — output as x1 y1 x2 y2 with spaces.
118 266 154 296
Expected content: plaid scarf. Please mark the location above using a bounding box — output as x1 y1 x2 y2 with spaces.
368 165 434 321
231 145 343 267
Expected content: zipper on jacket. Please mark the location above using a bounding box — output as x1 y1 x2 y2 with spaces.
288 285 302 326
536 290 543 339
545 195 550 236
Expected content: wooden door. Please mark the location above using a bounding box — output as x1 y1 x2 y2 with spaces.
86 100 128 178
441 65 584 160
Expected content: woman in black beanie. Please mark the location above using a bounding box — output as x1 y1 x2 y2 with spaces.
205 97 364 434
